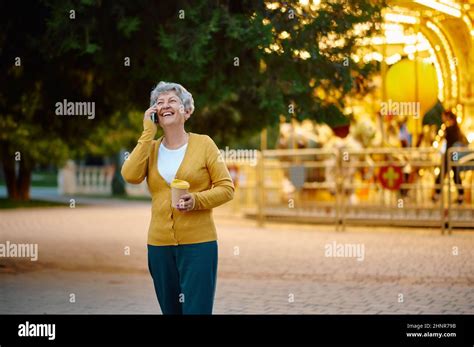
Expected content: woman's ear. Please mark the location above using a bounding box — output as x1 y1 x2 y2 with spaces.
184 110 191 121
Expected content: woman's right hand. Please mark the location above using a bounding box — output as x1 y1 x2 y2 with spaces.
144 104 159 123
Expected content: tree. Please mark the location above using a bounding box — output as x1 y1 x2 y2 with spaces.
0 0 385 200
156 0 385 144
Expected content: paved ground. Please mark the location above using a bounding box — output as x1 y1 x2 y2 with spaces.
0 203 473 314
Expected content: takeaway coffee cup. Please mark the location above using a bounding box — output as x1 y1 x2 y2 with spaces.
171 179 190 208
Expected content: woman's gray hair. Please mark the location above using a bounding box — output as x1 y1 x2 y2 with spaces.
150 81 195 114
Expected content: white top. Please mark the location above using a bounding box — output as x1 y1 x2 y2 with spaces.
158 142 188 184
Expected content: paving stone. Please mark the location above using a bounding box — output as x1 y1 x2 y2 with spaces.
0 206 473 314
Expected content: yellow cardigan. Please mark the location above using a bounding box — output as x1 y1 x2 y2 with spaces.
121 119 234 246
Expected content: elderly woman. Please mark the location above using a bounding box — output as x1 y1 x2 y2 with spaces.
121 81 234 314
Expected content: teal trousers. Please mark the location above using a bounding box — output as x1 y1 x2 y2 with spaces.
147 241 218 315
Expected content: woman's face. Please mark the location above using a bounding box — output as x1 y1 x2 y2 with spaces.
155 91 188 128
442 113 454 126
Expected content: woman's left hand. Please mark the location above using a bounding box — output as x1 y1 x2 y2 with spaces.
177 194 195 212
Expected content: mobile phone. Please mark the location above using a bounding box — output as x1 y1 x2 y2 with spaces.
150 112 159 123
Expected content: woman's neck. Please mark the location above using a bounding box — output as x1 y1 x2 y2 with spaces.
162 126 188 149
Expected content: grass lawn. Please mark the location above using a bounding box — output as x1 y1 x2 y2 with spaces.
31 172 58 187
0 172 58 188
0 198 66 209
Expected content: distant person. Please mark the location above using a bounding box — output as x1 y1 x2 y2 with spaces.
432 111 468 204
121 81 234 314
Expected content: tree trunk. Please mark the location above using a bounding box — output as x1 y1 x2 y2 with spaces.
18 159 32 201
1 144 32 201
2 155 19 200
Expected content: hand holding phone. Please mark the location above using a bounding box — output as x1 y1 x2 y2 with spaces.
144 104 159 124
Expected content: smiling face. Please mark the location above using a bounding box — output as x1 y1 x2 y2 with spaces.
155 91 189 128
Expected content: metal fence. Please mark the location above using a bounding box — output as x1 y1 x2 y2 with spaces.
233 147 474 233
339 148 444 230
447 147 474 232
255 148 340 227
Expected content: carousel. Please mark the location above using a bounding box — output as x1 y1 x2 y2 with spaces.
232 0 474 230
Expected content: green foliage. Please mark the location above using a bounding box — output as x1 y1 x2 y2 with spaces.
0 0 385 166
117 17 141 38
153 0 385 145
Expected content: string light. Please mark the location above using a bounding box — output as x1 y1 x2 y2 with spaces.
426 21 458 99
414 0 461 18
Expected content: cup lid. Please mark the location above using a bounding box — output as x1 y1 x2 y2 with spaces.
170 179 190 189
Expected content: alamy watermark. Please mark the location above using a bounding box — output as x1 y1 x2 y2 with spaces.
324 241 365 261
380 99 420 118
55 99 95 119
18 321 55 340
218 146 258 166
0 241 38 261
